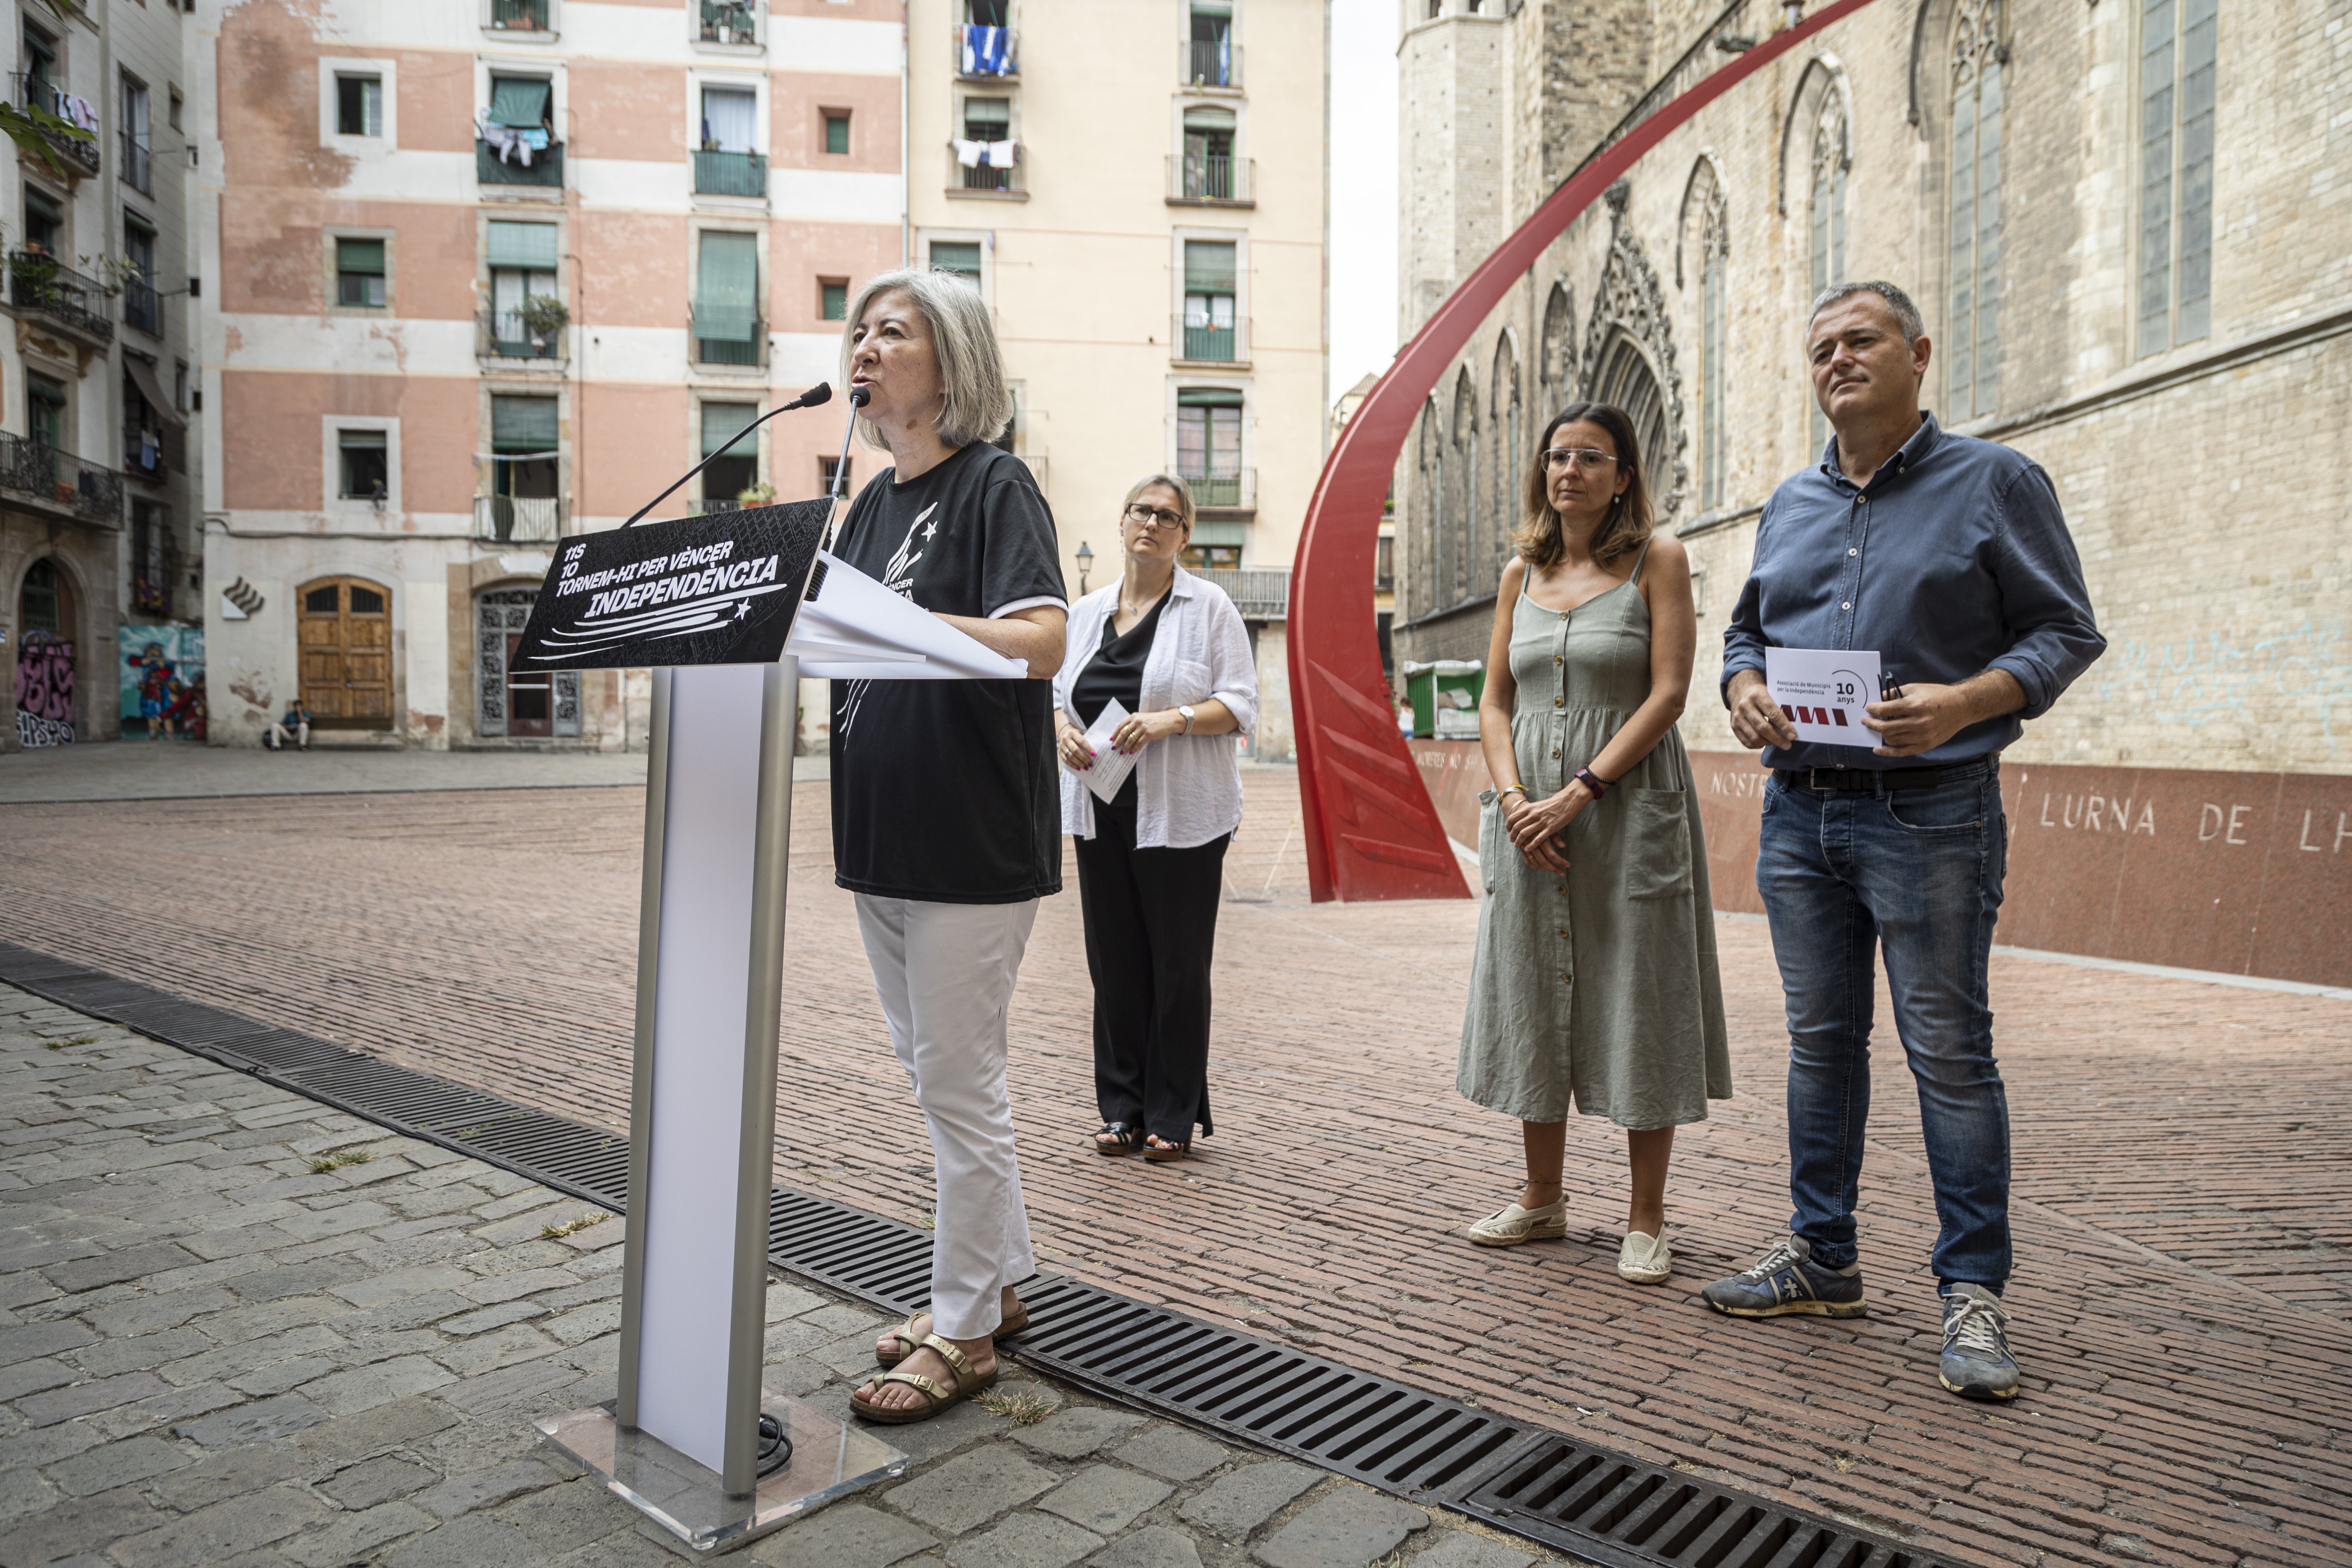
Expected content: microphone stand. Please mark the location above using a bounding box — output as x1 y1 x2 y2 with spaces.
819 387 869 554
620 383 834 528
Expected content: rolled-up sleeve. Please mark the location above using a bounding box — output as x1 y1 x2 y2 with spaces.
1206 591 1259 737
1986 464 2106 720
1719 506 1773 704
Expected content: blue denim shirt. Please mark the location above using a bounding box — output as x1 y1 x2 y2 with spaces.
1721 412 2105 771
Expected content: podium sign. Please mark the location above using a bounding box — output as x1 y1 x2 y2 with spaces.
521 502 908 1552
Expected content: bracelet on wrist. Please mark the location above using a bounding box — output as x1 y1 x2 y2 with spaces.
1498 783 1528 799
1573 766 1613 799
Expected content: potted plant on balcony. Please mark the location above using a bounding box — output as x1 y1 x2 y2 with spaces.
516 294 569 354
735 481 776 507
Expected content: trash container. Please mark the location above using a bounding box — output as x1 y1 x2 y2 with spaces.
1402 659 1484 739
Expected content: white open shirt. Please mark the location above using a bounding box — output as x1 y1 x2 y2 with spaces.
1053 567 1260 849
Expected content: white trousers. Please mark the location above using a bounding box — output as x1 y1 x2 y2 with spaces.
853 894 1039 1341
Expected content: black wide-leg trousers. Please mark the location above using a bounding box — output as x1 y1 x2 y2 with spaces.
1073 782 1229 1145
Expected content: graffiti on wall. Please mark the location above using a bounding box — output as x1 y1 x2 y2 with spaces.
120 625 208 741
14 631 75 746
2093 619 2352 753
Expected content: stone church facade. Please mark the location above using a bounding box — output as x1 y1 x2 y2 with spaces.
1391 0 2351 778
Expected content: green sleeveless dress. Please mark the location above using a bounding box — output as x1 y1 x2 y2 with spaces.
1456 541 1731 1130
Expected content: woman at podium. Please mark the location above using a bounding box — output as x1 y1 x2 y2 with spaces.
1053 475 1258 1164
826 269 1070 1424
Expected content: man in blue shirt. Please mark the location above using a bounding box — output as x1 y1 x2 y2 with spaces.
1703 282 2104 1402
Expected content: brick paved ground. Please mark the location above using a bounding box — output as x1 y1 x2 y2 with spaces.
0 776 2348 1568
0 983 1569 1568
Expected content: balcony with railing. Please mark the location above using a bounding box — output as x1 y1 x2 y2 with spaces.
1175 313 1248 364
489 0 550 31
693 149 767 196
700 0 757 43
477 139 564 187
1180 466 1255 512
1197 567 1287 621
122 276 159 337
4 251 114 344
1182 38 1242 88
480 310 566 361
692 311 763 368
952 142 1021 195
473 495 563 543
952 24 1019 79
123 426 166 481
1167 153 1252 206
7 74 101 176
119 130 150 194
0 433 122 523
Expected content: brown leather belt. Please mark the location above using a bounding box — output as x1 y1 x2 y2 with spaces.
1775 765 1948 794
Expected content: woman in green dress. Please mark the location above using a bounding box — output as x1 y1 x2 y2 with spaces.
1456 401 1730 1283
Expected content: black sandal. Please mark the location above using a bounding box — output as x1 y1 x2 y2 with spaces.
1092 1122 1144 1156
1142 1134 1190 1164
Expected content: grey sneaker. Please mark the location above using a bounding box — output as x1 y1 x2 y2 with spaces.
1939 1285 2019 1400
1699 1233 1868 1318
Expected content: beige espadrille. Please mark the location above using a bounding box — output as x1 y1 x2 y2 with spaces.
1617 1229 1672 1283
1465 1198 1568 1247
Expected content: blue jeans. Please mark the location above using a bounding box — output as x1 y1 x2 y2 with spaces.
1755 761 2011 1290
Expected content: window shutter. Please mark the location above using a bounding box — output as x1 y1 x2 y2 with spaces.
486 221 559 270
1176 387 1244 407
701 402 759 457
1183 240 1236 294
694 232 760 342
489 77 551 128
964 97 1011 130
1182 106 1236 132
491 395 558 451
929 241 982 285
336 238 386 275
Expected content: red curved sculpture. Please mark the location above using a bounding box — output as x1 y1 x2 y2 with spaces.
1289 0 1883 902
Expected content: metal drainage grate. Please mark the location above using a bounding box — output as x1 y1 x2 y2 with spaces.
0 940 1938 1568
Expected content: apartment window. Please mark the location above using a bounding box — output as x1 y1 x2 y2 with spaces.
1188 1 1233 87
1176 387 1243 508
824 111 851 155
820 456 851 495
1808 104 1848 452
1182 106 1236 200
490 396 558 539
22 187 62 253
168 86 182 132
337 74 383 136
929 240 982 288
1182 239 1237 361
124 366 165 477
120 74 152 194
961 97 1012 190
1948 8 2003 419
338 429 389 499
27 373 66 450
487 220 560 352
2137 0 2215 355
701 0 756 45
700 402 759 508
966 0 1008 25
174 360 192 416
490 0 550 31
480 75 556 183
695 85 763 196
122 214 159 336
694 231 761 365
819 278 848 321
337 238 387 308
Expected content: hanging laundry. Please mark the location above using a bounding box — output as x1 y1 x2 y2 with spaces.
983 140 1017 170
961 24 1013 76
477 116 536 167
953 138 985 168
62 95 98 133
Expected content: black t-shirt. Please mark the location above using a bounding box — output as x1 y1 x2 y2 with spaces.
828 443 1068 904
1069 591 1168 729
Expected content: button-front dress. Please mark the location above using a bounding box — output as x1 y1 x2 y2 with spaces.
1457 542 1732 1130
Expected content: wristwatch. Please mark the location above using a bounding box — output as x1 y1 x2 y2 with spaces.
1178 704 1197 735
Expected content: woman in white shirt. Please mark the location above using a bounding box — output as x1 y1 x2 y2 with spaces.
1054 475 1259 1162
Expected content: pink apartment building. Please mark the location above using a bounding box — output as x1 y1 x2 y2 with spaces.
197 0 905 748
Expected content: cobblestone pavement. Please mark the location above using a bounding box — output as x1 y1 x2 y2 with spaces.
0 985 1570 1568
0 780 2349 1568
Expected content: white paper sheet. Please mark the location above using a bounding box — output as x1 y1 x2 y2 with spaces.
1764 646 1882 749
785 552 1030 680
1074 699 1140 803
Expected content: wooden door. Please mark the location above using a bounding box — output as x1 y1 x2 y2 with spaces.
297 577 393 728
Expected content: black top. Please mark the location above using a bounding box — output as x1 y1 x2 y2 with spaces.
828 443 1068 904
1069 590 1169 729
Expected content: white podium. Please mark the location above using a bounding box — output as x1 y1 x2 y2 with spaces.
512 502 1026 1552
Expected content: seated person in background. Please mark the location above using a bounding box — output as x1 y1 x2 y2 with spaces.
266 701 311 752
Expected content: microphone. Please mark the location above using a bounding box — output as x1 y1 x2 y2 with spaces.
849 386 870 407
621 384 837 527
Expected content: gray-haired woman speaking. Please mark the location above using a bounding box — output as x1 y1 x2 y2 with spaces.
829 268 1068 1425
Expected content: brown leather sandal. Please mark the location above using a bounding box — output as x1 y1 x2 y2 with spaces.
875 1301 1029 1368
849 1334 998 1424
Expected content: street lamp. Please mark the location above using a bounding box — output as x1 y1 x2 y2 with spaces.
1075 540 1093 594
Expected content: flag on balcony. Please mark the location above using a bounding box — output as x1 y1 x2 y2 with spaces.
961 24 1012 76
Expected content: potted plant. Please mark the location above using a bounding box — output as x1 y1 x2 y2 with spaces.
735 481 776 506
516 293 569 352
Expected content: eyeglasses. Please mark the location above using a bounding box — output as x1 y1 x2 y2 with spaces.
1543 447 1619 473
1122 504 1186 530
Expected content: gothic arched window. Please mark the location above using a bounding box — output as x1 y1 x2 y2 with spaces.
1949 0 2004 418
1418 399 1442 619
1491 336 1521 581
1808 102 1849 452
1683 157 1730 511
1452 371 1478 608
